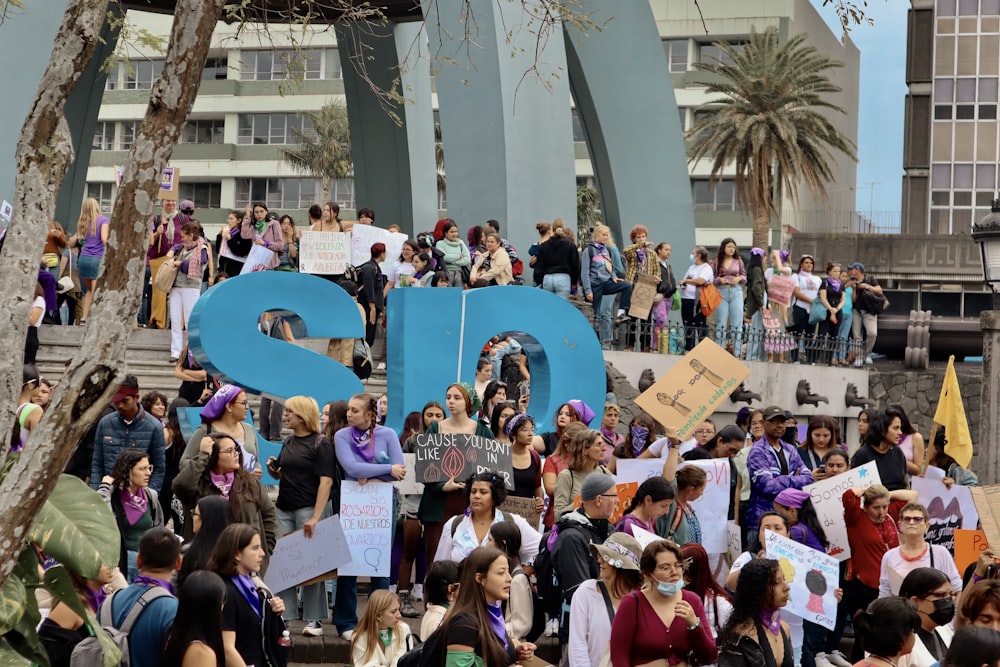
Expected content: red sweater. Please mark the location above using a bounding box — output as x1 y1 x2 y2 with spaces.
610 589 717 666
842 489 904 589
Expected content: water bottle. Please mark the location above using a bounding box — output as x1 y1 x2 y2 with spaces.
278 630 291 648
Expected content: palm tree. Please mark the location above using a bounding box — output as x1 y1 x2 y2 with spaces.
280 100 353 202
435 120 446 203
577 185 601 243
686 28 857 250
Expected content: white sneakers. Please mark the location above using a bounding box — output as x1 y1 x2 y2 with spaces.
544 618 559 637
340 629 354 642
302 621 323 637
411 583 424 602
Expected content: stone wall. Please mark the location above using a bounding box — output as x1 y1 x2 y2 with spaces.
851 366 982 471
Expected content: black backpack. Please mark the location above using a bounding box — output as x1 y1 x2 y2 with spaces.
397 626 439 667
533 525 563 618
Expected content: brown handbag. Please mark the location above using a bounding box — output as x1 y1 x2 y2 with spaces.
153 259 179 293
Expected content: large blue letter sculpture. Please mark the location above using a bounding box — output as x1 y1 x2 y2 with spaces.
189 276 606 474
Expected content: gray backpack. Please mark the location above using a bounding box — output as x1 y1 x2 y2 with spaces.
70 586 172 667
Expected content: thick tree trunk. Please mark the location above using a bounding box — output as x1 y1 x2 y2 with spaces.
751 169 774 251
0 0 226 584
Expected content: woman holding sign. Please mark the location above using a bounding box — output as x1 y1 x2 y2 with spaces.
417 383 494 569
334 393 405 641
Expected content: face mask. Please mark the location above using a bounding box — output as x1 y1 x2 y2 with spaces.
656 578 684 597
689 254 695 263
929 598 955 625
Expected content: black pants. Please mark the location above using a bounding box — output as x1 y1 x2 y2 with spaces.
23 326 38 364
681 298 706 351
364 307 382 347
787 305 813 362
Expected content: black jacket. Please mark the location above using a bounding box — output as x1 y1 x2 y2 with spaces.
551 508 614 642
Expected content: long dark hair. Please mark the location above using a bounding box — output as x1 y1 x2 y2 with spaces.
490 401 518 439
109 448 150 490
619 413 662 459
323 400 349 440
489 522 522 565
898 567 950 600
718 558 782 647
714 237 738 267
623 476 674 516
944 627 1000 667
854 597 920 658
165 398 189 453
207 523 259 578
440 547 510 666
796 498 829 550
204 434 260 522
864 410 897 448
162 570 226 667
177 496 233 587
886 404 917 436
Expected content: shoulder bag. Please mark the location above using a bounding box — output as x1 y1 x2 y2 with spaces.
154 258 179 293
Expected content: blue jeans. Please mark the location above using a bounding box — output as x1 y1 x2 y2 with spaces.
714 285 744 355
591 279 633 344
836 311 853 361
277 504 332 623
542 273 571 300
490 339 522 379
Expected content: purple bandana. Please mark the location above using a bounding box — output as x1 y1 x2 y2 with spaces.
210 471 234 498
760 608 781 635
350 426 375 463
133 575 175 595
827 279 842 292
120 488 148 526
232 574 262 617
631 426 650 457
199 384 243 422
486 600 509 649
84 587 107 614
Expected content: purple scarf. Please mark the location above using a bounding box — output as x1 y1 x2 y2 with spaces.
120 488 148 526
209 471 234 498
350 426 376 463
84 587 107 614
826 279 842 292
232 574 262 617
486 600 509 649
637 248 647 265
760 608 781 635
134 575 175 595
631 426 650 457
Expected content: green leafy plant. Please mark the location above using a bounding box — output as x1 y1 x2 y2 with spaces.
280 100 353 203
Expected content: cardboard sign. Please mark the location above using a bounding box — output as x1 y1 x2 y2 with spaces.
765 530 839 630
413 433 514 489
628 274 659 320
911 476 979 553
240 243 280 274
500 495 541 529
767 275 796 307
727 521 743 563
338 481 393 577
572 482 637 525
632 525 662 550
262 515 351 593
299 231 351 274
350 224 408 275
954 529 989 574
970 486 1000 549
115 165 179 200
635 339 750 441
396 453 424 496
615 458 668 486
803 462 881 561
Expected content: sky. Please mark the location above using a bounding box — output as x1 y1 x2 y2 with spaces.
811 0 910 217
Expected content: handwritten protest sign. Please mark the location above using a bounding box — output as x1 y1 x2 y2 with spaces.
351 224 408 275
263 515 351 593
911 476 979 553
240 244 279 274
765 530 839 630
616 459 668 486
339 481 393 577
635 339 750 441
767 275 796 307
299 231 351 274
413 433 514 489
500 496 541 529
971 486 1000 549
629 274 659 320
803 461 880 561
954 529 989 574
727 522 743 563
396 453 424 496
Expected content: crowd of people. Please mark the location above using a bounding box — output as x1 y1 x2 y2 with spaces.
15 333 995 667
25 203 885 371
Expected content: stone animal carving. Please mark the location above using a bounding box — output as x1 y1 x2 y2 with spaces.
796 379 828 407
729 382 762 405
845 383 869 408
638 368 656 393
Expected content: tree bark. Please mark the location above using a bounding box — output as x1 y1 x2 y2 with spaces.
0 0 226 585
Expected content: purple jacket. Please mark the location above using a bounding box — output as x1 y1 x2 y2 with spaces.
745 436 813 535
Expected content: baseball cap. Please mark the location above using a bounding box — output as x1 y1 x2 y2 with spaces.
179 199 195 214
762 405 787 421
848 262 865 272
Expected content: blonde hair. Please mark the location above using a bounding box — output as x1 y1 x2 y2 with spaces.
284 395 320 433
592 223 612 243
351 590 402 665
77 198 102 237
862 484 889 506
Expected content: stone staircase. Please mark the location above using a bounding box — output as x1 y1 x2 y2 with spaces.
35 325 387 406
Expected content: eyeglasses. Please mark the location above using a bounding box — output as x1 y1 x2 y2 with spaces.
656 562 686 573
219 447 237 455
135 465 154 473
600 493 619 501
900 516 926 524
233 401 249 407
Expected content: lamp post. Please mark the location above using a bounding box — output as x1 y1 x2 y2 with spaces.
973 199 1000 484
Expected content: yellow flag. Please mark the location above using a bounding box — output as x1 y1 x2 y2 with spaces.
933 355 973 468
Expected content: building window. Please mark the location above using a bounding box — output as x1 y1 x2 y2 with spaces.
692 179 738 211
180 119 225 144
571 109 586 142
179 182 222 210
87 183 114 212
697 42 741 67
663 39 688 73
92 122 115 151
239 49 323 81
237 113 313 145
124 59 164 90
235 177 333 209
202 57 228 81
105 63 121 91
328 48 343 80
118 121 138 150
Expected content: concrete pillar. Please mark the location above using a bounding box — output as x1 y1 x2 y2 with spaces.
335 21 436 235
421 0 577 255
563 0 695 275
980 310 1000 485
